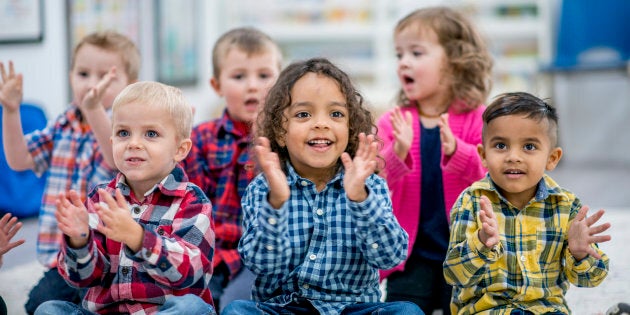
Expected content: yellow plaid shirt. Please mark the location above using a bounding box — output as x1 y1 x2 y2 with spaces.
444 174 609 315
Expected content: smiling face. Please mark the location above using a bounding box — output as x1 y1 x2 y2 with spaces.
111 101 191 199
394 25 451 106
70 44 131 110
478 114 562 209
279 73 349 182
211 48 280 123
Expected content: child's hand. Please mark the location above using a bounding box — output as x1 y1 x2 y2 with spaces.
95 188 143 251
0 61 24 112
0 213 25 257
390 107 413 160
79 67 116 111
438 113 457 156
342 133 378 202
55 190 90 248
478 195 500 248
254 137 289 209
568 205 611 260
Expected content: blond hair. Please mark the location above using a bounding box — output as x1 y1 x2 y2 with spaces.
112 81 193 139
211 27 282 79
72 30 141 81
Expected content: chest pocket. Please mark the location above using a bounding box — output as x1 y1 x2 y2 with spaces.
536 228 565 267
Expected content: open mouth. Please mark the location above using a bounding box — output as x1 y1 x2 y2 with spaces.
245 98 260 106
403 75 415 84
504 169 525 175
307 139 332 147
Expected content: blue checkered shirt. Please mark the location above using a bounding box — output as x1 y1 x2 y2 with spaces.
239 163 408 314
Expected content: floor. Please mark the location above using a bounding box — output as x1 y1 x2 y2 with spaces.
1 162 629 314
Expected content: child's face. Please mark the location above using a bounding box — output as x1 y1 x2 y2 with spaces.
394 26 450 105
280 73 349 180
478 115 562 208
211 48 280 123
111 101 191 198
70 44 131 110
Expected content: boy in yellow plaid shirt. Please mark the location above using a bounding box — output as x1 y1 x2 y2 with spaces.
444 92 611 315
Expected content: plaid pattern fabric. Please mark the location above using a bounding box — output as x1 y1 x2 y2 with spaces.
182 110 255 276
444 174 609 315
57 165 215 314
26 106 115 267
239 163 408 314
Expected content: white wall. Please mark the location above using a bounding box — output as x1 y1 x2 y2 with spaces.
0 1 222 124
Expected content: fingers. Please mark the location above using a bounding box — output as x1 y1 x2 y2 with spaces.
0 62 6 82
95 67 116 95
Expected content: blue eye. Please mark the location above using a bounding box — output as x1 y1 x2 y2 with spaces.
146 130 159 138
117 130 129 137
524 143 536 151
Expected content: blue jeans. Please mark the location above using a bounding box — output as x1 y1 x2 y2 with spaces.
222 300 424 315
34 294 215 315
25 267 82 315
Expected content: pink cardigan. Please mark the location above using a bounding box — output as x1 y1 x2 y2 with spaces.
377 103 486 279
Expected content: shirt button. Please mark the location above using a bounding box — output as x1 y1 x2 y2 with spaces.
302 284 309 289
309 254 317 260
265 245 275 251
121 267 129 275
301 180 308 186
316 209 324 216
268 218 277 225
132 205 141 214
520 255 526 262
157 228 164 236
371 243 379 249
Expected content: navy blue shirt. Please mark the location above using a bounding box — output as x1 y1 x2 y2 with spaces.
412 124 449 261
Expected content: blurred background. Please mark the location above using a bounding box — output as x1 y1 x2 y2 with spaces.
0 0 628 167
0 1 629 313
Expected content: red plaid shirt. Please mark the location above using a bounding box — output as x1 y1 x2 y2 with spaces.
182 110 256 277
57 166 215 314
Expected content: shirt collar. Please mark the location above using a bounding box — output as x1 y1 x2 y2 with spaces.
285 162 343 189
218 109 250 138
475 173 563 204
114 164 189 200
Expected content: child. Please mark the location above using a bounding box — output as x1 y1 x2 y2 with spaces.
0 30 139 314
443 92 611 314
182 26 282 312
35 81 216 315
0 213 25 314
376 6 492 314
222 58 423 315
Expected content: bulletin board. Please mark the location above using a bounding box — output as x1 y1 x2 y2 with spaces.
0 0 44 44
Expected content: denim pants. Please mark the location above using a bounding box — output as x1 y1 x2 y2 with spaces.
222 299 424 315
33 294 215 315
209 263 255 313
24 267 82 315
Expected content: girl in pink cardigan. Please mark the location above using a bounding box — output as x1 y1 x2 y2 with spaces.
376 7 493 315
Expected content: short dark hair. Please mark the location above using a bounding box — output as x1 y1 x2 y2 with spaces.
482 92 559 146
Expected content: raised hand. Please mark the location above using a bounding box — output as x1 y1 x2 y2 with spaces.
390 107 413 160
478 195 500 248
0 213 25 256
55 190 90 248
438 113 457 156
341 133 378 202
254 137 289 209
0 61 24 112
79 66 116 111
95 188 143 251
568 206 611 260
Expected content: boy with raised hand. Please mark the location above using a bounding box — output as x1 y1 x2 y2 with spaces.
444 92 611 314
35 81 216 315
0 30 139 314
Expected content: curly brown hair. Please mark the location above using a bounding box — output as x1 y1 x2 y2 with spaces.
256 58 379 174
395 6 493 111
